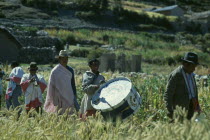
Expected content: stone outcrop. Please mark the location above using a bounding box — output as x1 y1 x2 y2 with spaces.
99 53 141 72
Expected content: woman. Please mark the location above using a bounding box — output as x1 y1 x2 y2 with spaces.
20 62 47 113
80 59 105 118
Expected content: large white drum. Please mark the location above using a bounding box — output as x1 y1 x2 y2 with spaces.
91 77 142 120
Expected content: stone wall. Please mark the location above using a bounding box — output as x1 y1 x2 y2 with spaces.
99 53 141 72
99 53 116 72
13 30 63 63
16 36 63 51
18 46 56 64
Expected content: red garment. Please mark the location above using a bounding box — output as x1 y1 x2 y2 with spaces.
26 98 42 110
80 110 96 119
191 98 201 113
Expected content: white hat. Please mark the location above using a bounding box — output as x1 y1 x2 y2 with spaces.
59 50 69 57
55 50 69 58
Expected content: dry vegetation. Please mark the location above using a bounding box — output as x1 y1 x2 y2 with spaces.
0 61 209 139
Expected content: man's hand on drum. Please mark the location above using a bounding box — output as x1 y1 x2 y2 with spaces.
93 85 100 89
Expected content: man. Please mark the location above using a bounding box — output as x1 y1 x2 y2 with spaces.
6 61 24 109
20 62 47 113
44 50 79 114
164 52 201 120
80 59 105 118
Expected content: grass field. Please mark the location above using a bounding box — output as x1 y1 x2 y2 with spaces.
45 29 210 67
0 59 209 139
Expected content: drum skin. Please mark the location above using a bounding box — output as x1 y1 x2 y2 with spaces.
91 77 141 120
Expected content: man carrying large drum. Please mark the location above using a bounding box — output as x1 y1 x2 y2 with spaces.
80 59 105 119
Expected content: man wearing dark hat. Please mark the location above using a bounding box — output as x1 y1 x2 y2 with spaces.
44 50 79 115
164 52 201 120
20 62 47 113
80 59 105 119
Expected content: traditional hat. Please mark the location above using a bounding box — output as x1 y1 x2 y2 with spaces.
28 62 38 71
181 52 199 65
55 50 69 58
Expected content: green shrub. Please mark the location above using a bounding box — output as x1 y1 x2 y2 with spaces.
75 11 98 20
114 8 151 24
66 34 77 45
70 49 89 57
135 24 167 32
153 33 175 42
87 48 106 60
109 36 126 46
113 7 172 29
74 0 108 13
13 26 39 35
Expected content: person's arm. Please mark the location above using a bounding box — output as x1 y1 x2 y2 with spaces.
82 73 99 95
20 74 30 93
67 66 80 111
66 66 77 97
164 73 177 118
38 76 47 93
71 69 77 97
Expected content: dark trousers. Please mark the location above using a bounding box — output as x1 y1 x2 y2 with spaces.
187 99 194 120
6 85 22 110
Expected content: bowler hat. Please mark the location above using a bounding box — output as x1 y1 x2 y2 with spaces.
181 52 199 65
28 62 38 71
88 58 100 66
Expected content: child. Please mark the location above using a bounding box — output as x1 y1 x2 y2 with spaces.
20 62 47 113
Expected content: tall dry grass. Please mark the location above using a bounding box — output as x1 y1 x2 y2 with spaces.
0 62 209 139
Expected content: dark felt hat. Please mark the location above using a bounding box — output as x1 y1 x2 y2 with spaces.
28 62 38 70
181 52 199 65
88 58 100 66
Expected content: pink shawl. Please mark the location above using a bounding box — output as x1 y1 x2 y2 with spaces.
44 64 74 114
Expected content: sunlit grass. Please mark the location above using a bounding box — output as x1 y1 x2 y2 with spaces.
0 65 209 139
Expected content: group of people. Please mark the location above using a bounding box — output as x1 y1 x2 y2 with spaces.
0 50 202 121
0 50 104 119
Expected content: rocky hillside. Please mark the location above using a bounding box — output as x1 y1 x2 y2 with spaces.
0 0 210 33
0 0 210 66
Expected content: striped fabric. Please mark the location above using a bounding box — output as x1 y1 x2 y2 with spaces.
5 67 24 99
20 74 47 110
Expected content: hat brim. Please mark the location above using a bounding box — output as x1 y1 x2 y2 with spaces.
181 58 199 65
28 67 38 71
55 55 70 59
